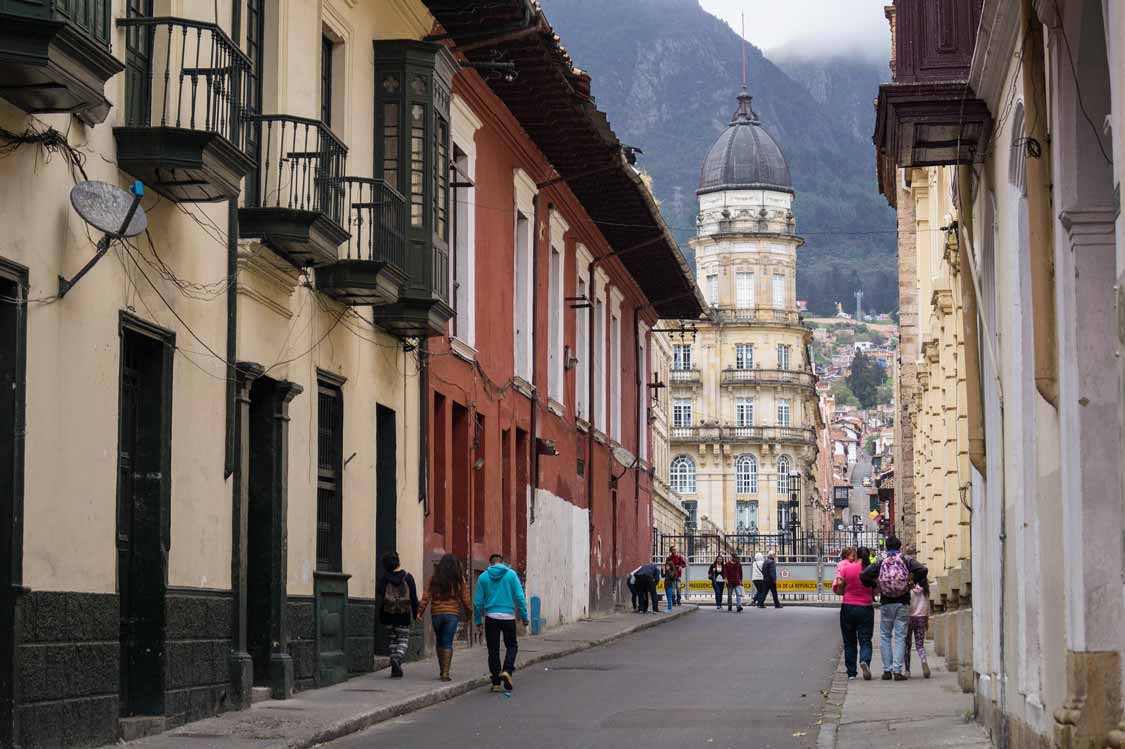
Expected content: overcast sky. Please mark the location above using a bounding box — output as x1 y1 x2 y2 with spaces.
698 0 891 60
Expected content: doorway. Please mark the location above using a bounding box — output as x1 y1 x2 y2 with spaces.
117 317 172 718
247 377 279 687
0 263 26 746
374 405 397 657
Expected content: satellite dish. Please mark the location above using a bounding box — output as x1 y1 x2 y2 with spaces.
70 180 147 238
59 180 147 297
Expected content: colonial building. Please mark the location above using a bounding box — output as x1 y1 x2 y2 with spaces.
666 86 820 539
650 332 691 540
875 0 1125 745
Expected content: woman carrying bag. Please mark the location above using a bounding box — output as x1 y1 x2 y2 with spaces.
707 554 726 610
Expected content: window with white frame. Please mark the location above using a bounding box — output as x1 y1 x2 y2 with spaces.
672 343 692 371
735 397 753 427
777 343 790 370
449 96 480 347
683 499 698 529
735 343 753 370
638 324 648 461
547 212 566 403
513 170 536 381
772 273 784 307
736 500 758 531
609 304 621 442
776 454 792 493
672 398 692 428
575 246 592 420
671 456 696 494
707 274 718 306
777 399 791 426
736 455 757 494
736 271 754 308
593 277 607 431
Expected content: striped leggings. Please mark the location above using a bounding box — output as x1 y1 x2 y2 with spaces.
903 615 928 671
388 625 411 666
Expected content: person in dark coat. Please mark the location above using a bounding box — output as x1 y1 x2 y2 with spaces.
707 555 726 610
723 553 744 612
757 551 783 609
629 563 661 613
375 551 419 677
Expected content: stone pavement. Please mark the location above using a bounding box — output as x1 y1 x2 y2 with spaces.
116 606 695 749
819 632 993 748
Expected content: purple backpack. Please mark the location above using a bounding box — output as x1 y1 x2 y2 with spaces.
878 554 910 598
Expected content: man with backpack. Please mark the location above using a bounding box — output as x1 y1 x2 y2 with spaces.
376 551 419 678
860 536 927 680
473 554 529 692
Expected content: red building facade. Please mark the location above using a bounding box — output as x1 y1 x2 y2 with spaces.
421 1 703 625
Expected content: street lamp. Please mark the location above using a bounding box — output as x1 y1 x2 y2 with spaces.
788 470 801 559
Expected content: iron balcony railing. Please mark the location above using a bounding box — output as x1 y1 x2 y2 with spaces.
4 0 112 47
721 368 817 388
117 16 251 152
714 307 803 325
336 177 406 270
245 114 348 227
670 425 817 445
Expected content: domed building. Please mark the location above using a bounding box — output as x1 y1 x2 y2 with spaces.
666 86 823 544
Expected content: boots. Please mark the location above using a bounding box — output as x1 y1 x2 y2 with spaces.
437 648 453 681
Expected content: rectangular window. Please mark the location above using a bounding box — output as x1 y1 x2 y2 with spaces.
772 273 785 308
450 143 474 344
317 377 344 572
432 393 447 535
777 344 791 370
683 500 698 530
576 273 590 420
638 329 648 461
610 311 621 441
410 103 425 227
244 0 265 205
707 274 718 306
473 413 486 542
548 245 563 402
0 267 26 610
514 211 532 380
501 428 512 561
736 272 754 308
735 343 753 370
736 398 753 427
777 501 791 530
777 399 791 427
736 501 758 530
593 294 606 430
320 35 333 127
672 399 692 428
672 344 692 371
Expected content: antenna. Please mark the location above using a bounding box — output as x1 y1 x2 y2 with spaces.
740 13 747 89
61 180 147 297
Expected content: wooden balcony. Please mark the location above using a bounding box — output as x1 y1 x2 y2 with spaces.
315 178 407 307
874 0 992 204
0 0 124 124
114 17 254 202
239 115 349 268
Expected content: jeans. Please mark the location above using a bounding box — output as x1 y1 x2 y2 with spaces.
665 581 675 611
840 604 874 677
673 577 683 605
879 602 909 674
726 582 743 609
484 617 518 682
712 580 724 608
431 614 460 649
627 578 639 610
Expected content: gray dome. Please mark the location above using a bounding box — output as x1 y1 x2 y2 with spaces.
698 90 792 195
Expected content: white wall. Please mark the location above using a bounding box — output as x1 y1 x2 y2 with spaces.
526 488 590 627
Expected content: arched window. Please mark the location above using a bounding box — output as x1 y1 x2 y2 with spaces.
735 454 757 494
776 455 792 493
670 455 696 494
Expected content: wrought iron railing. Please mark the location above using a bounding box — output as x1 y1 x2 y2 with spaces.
335 177 406 270
721 368 817 388
653 530 886 566
244 114 348 227
117 16 251 152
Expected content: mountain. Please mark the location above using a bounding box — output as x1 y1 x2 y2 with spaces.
541 0 898 315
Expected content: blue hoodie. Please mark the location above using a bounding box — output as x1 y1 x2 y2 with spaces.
473 564 528 625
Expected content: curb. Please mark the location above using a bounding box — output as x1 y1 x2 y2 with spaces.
816 650 848 749
290 605 697 748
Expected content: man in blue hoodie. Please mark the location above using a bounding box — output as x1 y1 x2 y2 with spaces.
474 553 529 691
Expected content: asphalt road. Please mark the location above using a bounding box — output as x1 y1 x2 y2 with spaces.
849 450 876 530
327 606 841 749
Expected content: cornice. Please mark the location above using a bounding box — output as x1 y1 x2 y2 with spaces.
970 0 1022 111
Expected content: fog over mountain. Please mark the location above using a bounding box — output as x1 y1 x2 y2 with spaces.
542 0 899 315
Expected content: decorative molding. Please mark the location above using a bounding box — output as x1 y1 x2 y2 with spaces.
1059 208 1116 248
450 337 476 362
549 208 570 247
547 399 564 418
237 244 299 320
513 168 537 217
513 376 535 400
386 0 433 36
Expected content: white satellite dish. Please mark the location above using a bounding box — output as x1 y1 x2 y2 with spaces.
61 180 147 297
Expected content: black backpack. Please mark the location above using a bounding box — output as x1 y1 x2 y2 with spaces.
383 576 411 615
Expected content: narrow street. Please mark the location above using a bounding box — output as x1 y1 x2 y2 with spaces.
848 449 875 531
327 608 841 749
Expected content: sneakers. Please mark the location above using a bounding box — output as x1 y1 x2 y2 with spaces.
736 605 743 613
848 676 857 681
860 663 871 681
882 671 893 681
490 684 504 693
499 671 514 690
893 673 908 681
922 663 931 679
390 662 404 678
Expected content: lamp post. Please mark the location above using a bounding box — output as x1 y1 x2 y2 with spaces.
788 470 801 559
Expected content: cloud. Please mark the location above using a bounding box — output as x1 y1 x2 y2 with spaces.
698 0 891 62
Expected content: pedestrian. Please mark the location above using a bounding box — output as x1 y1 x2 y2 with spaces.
375 551 419 678
724 552 744 612
838 546 875 680
750 552 766 607
473 553 529 692
634 562 661 613
761 551 783 609
903 569 931 679
834 547 856 591
860 535 927 680
627 564 643 611
666 545 687 605
707 554 726 610
415 553 473 681
663 560 678 612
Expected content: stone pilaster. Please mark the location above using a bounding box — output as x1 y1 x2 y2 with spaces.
894 169 918 549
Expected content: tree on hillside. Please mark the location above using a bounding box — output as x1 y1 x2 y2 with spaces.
830 381 859 407
847 350 885 409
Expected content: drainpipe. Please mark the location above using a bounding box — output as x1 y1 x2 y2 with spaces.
586 256 598 581
529 196 542 527
634 305 643 514
418 339 429 515
225 200 238 478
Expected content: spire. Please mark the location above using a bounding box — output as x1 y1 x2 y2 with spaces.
733 13 759 124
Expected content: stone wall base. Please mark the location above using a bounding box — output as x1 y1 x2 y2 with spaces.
1053 650 1122 749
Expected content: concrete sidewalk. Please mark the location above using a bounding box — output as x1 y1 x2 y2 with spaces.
819 634 992 748
117 606 695 749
